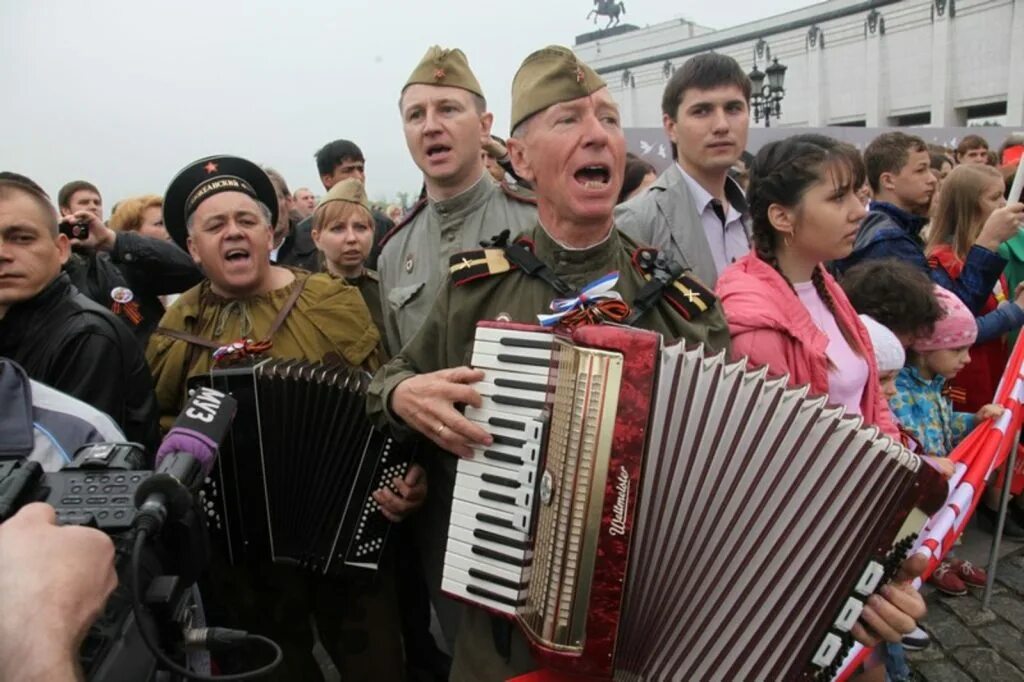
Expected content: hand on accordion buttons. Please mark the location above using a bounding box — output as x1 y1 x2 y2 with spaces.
851 553 928 647
391 367 493 458
373 463 427 522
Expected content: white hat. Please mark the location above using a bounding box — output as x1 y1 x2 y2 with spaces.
859 314 906 373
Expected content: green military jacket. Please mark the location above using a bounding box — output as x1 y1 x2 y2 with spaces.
344 268 386 349
367 222 731 430
147 268 382 429
367 222 730 681
377 174 538 353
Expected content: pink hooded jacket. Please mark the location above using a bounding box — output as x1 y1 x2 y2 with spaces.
716 253 899 439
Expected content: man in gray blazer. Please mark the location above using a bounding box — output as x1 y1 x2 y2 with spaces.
616 53 752 287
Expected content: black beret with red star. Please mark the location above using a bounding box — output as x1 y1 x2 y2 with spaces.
163 154 278 251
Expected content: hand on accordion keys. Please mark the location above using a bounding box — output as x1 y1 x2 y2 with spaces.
372 463 427 522
850 553 928 648
391 367 493 458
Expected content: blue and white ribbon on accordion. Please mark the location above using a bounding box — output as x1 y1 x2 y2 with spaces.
537 271 624 327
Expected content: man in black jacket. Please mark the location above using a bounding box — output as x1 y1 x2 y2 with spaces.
0 173 159 454
278 139 395 271
57 180 203 345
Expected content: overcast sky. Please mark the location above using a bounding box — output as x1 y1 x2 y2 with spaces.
1 0 818 210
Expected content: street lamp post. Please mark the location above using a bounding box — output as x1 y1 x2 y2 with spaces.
748 57 788 128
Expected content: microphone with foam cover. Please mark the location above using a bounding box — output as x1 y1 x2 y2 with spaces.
154 386 237 475
135 387 237 533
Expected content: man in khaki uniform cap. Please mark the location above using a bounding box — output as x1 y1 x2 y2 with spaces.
369 45 929 681
376 44 538 654
368 46 729 681
377 45 537 355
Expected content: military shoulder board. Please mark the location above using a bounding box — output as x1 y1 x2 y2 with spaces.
630 247 716 320
449 248 516 286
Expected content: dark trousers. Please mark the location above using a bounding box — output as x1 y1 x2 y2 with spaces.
394 523 452 681
201 554 405 681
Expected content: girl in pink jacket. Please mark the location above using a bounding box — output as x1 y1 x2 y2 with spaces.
716 134 899 440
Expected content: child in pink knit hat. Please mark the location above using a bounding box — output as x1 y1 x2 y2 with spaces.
890 285 1004 597
910 285 980 358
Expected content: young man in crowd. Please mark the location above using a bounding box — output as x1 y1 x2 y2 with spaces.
0 173 159 452
956 134 990 165
833 132 1019 314
278 139 395 271
57 179 202 344
615 52 751 287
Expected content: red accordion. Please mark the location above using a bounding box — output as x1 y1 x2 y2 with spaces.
442 322 945 680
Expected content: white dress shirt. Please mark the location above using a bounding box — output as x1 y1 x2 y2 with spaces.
677 164 750 277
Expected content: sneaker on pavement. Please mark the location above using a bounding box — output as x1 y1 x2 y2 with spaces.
901 626 931 651
929 561 967 596
950 558 988 588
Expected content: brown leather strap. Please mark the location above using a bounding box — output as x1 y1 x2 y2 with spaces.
155 275 309 349
264 276 307 342
155 327 222 349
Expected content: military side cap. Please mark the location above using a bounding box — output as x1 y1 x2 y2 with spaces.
163 154 278 251
316 177 371 213
403 46 483 98
510 45 606 131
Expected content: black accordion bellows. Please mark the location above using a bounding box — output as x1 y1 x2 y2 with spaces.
189 359 410 574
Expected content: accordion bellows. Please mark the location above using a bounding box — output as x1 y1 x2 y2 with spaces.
442 322 944 681
191 359 410 574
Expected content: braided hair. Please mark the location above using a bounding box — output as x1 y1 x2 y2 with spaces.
747 134 866 355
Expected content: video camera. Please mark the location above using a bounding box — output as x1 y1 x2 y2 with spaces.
0 387 281 681
0 442 209 680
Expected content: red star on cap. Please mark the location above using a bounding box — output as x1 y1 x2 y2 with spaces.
204 161 218 174
434 68 446 81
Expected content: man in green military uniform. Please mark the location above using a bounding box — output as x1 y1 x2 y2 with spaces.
379 45 538 353
367 46 729 681
379 45 541 657
148 155 424 680
370 46 929 681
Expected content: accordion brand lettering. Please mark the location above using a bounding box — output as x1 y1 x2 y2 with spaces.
610 467 630 536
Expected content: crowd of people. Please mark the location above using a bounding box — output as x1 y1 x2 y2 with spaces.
2 40 1024 682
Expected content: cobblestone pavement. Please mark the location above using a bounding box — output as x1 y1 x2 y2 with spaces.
907 524 1024 681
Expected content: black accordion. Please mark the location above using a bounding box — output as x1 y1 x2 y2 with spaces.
189 358 410 574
